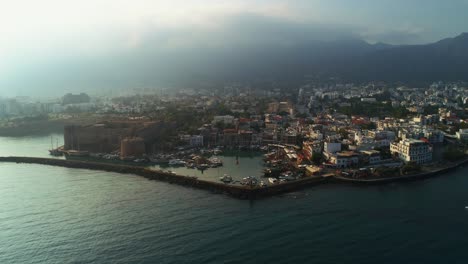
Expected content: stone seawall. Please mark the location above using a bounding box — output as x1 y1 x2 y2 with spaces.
0 156 326 199
332 158 468 184
4 156 465 198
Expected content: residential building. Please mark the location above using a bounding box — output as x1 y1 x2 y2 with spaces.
390 139 432 164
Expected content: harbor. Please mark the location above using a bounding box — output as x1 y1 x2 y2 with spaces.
0 156 327 199
1 155 467 199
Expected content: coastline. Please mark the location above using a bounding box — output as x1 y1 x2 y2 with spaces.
1 156 467 199
332 158 468 184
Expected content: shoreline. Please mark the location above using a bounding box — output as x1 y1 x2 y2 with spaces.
332 158 468 184
1 156 467 199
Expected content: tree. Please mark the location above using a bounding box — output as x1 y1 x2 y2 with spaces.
443 147 466 161
401 162 421 175
312 153 324 165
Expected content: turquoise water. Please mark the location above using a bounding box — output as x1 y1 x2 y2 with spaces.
2 135 468 263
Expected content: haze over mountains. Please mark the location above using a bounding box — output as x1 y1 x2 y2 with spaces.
157 32 468 85
3 32 468 97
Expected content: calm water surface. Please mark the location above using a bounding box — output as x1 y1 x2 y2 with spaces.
1 135 468 263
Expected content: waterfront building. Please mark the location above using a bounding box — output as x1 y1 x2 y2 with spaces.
390 139 433 164
328 151 360 168
360 150 382 165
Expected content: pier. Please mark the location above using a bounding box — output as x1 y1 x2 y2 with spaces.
1 156 467 199
0 156 326 199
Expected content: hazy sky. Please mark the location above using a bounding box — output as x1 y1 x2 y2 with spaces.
1 0 467 96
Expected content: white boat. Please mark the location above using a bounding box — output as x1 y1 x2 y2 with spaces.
219 174 233 183
268 177 278 184
65 150 90 157
213 148 223 155
209 157 223 167
241 176 258 186
169 159 186 166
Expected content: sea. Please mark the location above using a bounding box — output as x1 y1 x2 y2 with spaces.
1 134 468 264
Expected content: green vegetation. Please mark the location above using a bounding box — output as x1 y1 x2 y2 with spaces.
311 153 324 165
374 146 392 159
360 123 377 130
443 147 466 161
401 162 421 175
337 99 410 119
373 166 400 178
423 105 439 115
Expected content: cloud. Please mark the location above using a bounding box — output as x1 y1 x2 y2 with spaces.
0 0 466 96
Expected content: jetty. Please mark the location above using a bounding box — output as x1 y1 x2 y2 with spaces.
1 156 467 199
0 156 326 199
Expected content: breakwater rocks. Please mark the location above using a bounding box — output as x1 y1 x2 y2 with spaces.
0 156 326 199
3 156 466 199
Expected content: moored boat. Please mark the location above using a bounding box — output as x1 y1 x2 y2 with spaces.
219 174 233 183
268 177 278 184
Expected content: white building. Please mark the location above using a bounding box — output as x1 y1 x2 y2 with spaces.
390 139 432 164
329 151 360 168
190 135 204 147
324 142 341 154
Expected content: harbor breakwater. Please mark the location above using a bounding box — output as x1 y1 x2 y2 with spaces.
1 156 467 199
0 156 326 199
